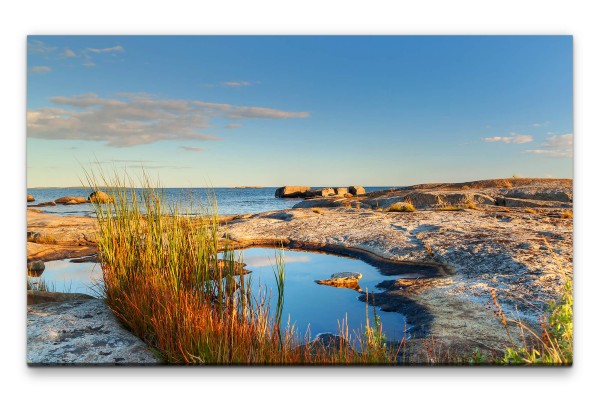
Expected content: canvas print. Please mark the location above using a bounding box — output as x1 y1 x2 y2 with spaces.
26 36 573 366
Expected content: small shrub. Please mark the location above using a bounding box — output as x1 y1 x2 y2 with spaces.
560 210 573 219
524 208 537 214
436 205 463 212
312 208 322 214
29 234 58 244
387 202 416 213
464 201 478 210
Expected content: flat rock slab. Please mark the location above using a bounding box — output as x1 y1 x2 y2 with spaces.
27 299 161 365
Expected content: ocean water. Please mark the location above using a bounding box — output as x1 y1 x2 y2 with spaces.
27 187 394 216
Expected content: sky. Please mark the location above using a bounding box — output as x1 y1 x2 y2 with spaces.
26 35 573 188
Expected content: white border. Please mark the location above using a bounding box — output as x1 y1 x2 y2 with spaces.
3 1 598 399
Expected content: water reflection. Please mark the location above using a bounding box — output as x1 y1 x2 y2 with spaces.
29 248 413 341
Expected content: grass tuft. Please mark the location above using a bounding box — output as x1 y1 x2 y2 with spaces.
560 210 573 219
387 202 416 213
85 170 399 365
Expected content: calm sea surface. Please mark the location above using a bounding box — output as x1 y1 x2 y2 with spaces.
27 187 395 216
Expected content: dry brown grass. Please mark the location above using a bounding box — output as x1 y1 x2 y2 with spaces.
387 201 416 213
29 234 58 244
560 210 573 219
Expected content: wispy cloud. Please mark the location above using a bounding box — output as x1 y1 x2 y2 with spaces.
225 124 241 129
27 93 309 147
223 81 253 87
86 45 125 54
526 133 573 158
482 132 533 144
27 39 56 55
62 49 76 58
193 101 309 119
30 66 51 73
532 121 550 128
179 146 205 152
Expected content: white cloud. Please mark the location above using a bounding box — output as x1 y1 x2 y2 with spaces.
223 81 253 87
87 45 125 54
526 133 573 158
225 124 241 129
27 93 309 147
482 132 534 144
30 66 51 73
63 49 76 57
179 146 205 152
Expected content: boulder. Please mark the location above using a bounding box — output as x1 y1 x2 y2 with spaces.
275 186 311 198
306 188 335 197
315 272 363 291
55 196 88 205
30 201 56 207
334 187 348 196
88 191 114 203
27 194 35 202
348 186 366 196
27 260 45 277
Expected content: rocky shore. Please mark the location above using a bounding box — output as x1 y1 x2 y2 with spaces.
26 178 573 363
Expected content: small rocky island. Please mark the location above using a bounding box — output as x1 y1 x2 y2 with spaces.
26 178 573 363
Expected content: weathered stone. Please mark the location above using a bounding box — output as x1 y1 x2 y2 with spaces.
27 290 95 305
27 260 45 276
88 191 114 203
55 196 88 205
348 186 366 195
315 272 362 291
306 188 336 197
27 299 161 365
334 187 348 196
29 201 57 207
496 196 571 209
27 194 35 202
292 198 347 209
497 187 572 203
275 186 311 198
262 211 295 220
404 191 495 209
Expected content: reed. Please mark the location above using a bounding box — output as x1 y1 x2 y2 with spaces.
85 170 399 365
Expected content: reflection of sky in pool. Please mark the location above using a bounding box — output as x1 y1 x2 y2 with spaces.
29 259 102 296
30 248 412 341
234 248 409 341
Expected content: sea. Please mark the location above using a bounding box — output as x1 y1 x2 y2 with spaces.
26 187 396 217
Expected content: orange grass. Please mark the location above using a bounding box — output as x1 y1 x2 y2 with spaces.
86 171 399 365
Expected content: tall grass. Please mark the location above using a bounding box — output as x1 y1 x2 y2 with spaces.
86 171 398 365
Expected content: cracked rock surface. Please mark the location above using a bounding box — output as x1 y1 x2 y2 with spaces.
27 299 161 365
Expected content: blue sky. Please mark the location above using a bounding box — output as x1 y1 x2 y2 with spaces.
27 36 573 187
